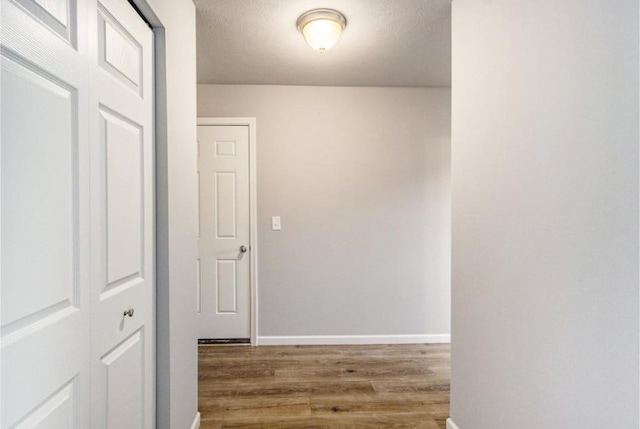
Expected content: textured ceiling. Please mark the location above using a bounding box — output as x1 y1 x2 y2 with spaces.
194 0 451 87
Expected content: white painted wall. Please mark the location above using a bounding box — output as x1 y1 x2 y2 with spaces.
451 1 638 428
198 85 451 341
135 0 198 428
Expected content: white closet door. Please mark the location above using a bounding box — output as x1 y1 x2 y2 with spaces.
89 0 154 427
1 0 91 427
1 0 155 427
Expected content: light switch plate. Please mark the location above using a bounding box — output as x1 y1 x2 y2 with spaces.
271 216 281 231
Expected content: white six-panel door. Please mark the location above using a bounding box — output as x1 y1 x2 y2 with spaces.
198 125 251 339
1 0 154 426
1 0 92 426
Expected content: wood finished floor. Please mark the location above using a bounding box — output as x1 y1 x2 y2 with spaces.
198 343 450 428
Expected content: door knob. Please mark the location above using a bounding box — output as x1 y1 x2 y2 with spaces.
123 308 135 317
240 245 248 253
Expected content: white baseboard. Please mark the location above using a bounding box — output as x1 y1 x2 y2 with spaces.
446 418 460 429
190 412 200 429
256 334 450 346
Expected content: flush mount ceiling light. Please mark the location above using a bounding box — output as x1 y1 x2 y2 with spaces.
296 8 347 53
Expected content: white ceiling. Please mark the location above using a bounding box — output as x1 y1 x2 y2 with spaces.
194 0 452 88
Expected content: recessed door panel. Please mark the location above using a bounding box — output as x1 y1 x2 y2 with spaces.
13 379 77 429
215 140 236 157
216 260 237 313
13 0 76 44
100 330 144 429
216 172 237 238
100 107 144 297
98 3 143 95
0 54 79 332
32 0 70 25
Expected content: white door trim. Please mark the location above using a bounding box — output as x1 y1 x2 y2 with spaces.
197 117 258 345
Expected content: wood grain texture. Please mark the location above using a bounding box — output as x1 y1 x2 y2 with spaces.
199 344 450 428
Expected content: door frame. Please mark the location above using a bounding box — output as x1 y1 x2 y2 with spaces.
197 117 258 345
127 2 162 424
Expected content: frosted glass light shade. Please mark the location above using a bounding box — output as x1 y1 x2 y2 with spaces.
296 9 347 53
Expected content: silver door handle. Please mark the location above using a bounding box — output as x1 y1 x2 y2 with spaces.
240 245 248 253
124 308 135 317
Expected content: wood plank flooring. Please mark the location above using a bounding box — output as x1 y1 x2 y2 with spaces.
198 343 450 428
